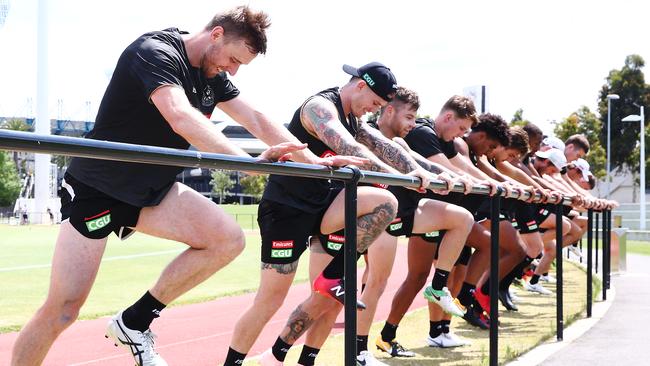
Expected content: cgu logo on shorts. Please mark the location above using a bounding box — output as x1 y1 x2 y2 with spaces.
389 218 402 232
271 240 294 258
327 234 344 251
424 230 440 238
84 210 111 232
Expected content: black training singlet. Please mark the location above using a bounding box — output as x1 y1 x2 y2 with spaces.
262 87 358 213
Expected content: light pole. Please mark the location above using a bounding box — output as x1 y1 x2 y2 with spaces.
623 104 646 230
606 94 620 200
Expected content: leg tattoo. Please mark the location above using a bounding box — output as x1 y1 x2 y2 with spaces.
282 304 315 343
356 202 396 253
261 261 299 275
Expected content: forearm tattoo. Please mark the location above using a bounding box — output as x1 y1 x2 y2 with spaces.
356 125 419 174
281 304 315 343
302 100 385 172
261 261 299 275
356 202 396 253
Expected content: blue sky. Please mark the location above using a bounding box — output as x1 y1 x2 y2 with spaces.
0 0 649 135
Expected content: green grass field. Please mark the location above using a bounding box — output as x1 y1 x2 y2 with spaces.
0 205 310 333
627 240 650 256
266 260 592 366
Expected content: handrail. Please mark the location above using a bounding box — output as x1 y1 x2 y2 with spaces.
0 130 573 205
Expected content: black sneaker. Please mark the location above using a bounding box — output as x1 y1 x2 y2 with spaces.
462 305 489 330
498 289 518 311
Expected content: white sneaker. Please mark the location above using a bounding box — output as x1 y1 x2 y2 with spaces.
540 274 557 284
443 332 471 346
509 289 521 303
356 351 388 366
105 311 167 366
260 349 284 365
426 332 469 348
423 286 465 317
525 282 552 295
568 245 583 259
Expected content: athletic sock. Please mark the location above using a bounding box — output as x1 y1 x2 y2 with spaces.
530 274 541 285
441 320 451 334
458 282 476 307
224 347 247 366
356 335 369 354
121 291 166 332
431 269 451 291
480 278 491 295
271 337 291 362
381 322 398 342
322 251 362 279
297 345 320 366
501 256 533 291
429 321 443 338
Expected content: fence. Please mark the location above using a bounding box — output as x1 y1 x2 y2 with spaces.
0 129 609 366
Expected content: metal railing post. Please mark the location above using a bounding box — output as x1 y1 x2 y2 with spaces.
587 209 594 318
606 210 612 290
602 210 608 300
556 203 564 341
595 212 599 273
489 193 501 366
344 166 361 366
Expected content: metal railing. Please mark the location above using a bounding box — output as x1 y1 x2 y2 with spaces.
0 129 600 366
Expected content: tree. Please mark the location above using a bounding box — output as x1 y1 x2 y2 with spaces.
0 151 21 206
240 174 268 201
0 118 32 132
554 106 607 179
211 170 234 204
597 55 650 183
510 108 530 127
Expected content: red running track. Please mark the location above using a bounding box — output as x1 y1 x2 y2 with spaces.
0 244 428 365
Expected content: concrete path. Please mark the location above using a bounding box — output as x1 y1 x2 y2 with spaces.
542 254 650 366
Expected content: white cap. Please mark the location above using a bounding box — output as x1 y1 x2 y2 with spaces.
542 136 566 151
535 148 567 170
573 158 591 180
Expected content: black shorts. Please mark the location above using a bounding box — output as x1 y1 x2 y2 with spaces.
474 198 514 222
535 204 553 225
61 173 141 240
512 201 540 234
259 198 344 264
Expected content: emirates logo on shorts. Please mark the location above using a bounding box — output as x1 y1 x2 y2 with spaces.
328 234 345 243
272 240 294 249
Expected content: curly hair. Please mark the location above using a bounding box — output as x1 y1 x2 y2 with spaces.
205 6 271 54
508 126 530 156
473 113 510 147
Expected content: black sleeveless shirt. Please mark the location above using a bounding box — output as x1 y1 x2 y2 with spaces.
262 87 358 213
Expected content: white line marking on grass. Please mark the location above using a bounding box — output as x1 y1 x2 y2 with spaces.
0 249 183 272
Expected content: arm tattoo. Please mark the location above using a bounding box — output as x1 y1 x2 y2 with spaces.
356 124 419 173
301 99 391 172
282 304 315 343
356 202 396 253
412 154 443 174
261 261 299 275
